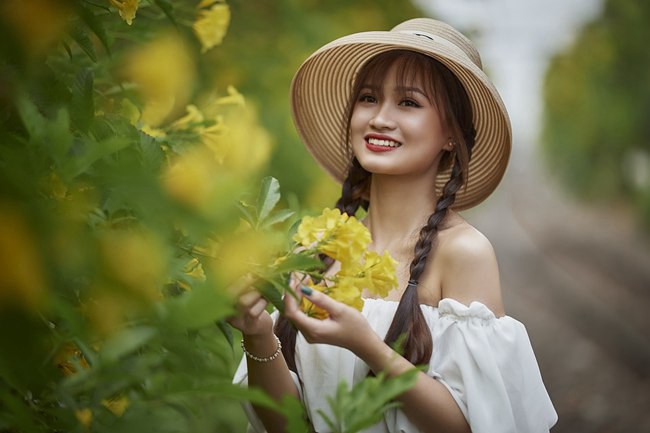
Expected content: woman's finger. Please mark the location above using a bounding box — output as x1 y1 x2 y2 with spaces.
300 287 344 317
246 297 268 319
237 290 262 310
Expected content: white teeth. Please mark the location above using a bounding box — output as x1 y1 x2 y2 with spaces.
368 138 401 147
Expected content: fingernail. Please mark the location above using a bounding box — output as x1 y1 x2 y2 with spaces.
301 286 313 296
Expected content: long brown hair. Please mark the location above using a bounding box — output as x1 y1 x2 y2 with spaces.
276 50 476 372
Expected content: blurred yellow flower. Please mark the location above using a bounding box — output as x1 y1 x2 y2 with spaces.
55 343 90 377
193 2 231 53
170 104 205 130
109 0 139 25
99 230 166 302
1 0 72 58
0 202 47 311
75 408 93 428
162 146 217 210
183 257 206 282
122 33 194 126
209 230 284 290
210 104 272 176
102 395 130 417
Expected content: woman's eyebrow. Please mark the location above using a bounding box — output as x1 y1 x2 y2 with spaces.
394 86 427 97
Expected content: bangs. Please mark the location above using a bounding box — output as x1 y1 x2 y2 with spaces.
355 50 442 108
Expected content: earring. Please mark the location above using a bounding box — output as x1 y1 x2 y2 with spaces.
447 140 456 151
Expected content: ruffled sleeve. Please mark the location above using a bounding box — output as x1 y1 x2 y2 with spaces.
427 299 557 433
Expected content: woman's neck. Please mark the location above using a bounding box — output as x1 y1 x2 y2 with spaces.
364 172 438 254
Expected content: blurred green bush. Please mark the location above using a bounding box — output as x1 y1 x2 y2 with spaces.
542 0 650 230
0 1 424 432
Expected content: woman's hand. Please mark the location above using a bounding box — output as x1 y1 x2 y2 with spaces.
283 287 377 354
227 280 274 337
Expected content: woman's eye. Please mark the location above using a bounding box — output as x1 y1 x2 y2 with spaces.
400 99 420 108
359 94 377 103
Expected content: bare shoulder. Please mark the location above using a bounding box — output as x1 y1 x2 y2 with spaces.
436 218 505 316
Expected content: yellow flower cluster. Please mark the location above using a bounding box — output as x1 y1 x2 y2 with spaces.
193 1 231 53
109 0 139 25
293 208 398 319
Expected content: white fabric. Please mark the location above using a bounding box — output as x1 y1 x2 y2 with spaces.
233 298 557 433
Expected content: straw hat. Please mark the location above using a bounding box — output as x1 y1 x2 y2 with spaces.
290 18 512 210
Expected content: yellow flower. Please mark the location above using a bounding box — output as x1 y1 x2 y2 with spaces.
300 283 329 319
183 257 206 282
75 408 93 428
170 105 205 130
1 0 72 58
122 33 194 127
0 202 47 311
55 343 90 377
359 251 398 298
329 278 363 311
213 85 245 107
102 395 130 417
294 208 370 267
109 0 139 25
99 230 166 302
193 2 230 53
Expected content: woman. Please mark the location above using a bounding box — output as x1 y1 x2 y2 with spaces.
231 18 557 433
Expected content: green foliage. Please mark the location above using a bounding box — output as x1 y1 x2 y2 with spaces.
318 369 419 433
542 0 650 229
0 1 421 431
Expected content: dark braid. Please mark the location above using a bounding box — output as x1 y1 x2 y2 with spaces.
383 156 468 366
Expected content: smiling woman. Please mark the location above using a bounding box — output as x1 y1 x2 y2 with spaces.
231 18 557 433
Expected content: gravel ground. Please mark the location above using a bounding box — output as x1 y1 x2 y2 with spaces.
466 150 650 433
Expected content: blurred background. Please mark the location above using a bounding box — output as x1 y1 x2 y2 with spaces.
1 0 648 431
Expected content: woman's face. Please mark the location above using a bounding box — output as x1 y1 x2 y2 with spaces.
350 59 449 179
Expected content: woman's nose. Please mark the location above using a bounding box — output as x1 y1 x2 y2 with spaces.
369 103 396 130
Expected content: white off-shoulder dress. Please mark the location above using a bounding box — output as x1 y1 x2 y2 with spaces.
233 298 558 433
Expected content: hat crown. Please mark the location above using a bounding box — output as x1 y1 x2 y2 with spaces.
391 18 482 69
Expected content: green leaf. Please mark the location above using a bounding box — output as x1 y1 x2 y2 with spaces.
217 319 234 349
153 0 177 26
100 326 158 363
280 394 310 433
63 135 132 180
258 279 284 313
79 4 111 55
256 176 281 226
70 68 94 133
261 209 295 229
237 200 256 227
318 370 419 433
165 285 235 331
272 253 323 275
69 24 97 62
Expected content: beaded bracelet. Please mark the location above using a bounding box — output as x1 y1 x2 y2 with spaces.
241 335 282 363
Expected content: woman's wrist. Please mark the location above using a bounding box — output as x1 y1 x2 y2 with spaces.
242 332 280 359
353 332 410 376
242 334 282 363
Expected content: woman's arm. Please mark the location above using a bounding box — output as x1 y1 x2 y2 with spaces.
284 289 470 433
229 289 299 433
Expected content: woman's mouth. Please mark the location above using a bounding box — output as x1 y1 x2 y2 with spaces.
365 137 402 152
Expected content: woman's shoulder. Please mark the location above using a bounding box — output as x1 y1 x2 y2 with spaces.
434 213 505 316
